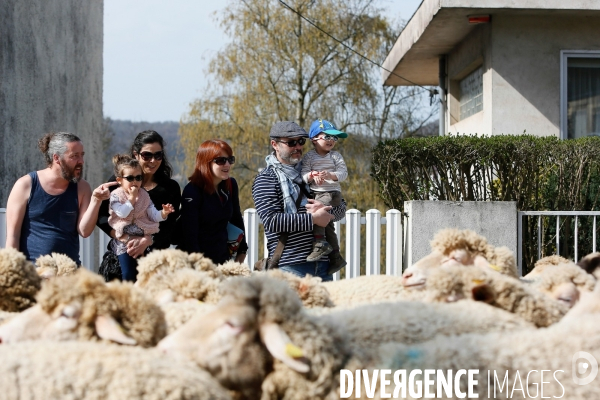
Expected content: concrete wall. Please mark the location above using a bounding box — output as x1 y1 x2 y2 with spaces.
0 0 103 207
403 200 517 270
491 13 600 137
446 13 600 137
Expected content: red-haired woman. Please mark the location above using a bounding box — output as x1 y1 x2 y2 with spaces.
178 139 247 264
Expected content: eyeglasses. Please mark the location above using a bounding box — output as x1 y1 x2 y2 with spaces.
213 156 236 165
121 174 143 182
138 151 164 161
316 135 338 142
275 138 306 147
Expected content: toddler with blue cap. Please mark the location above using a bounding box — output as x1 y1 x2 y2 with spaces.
301 119 349 274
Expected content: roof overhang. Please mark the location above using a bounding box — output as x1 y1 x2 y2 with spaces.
382 0 600 86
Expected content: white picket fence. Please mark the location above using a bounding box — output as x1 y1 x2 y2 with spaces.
0 208 404 280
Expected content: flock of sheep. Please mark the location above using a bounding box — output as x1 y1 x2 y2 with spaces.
0 227 599 399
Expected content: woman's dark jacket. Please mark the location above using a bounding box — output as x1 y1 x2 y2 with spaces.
178 177 248 264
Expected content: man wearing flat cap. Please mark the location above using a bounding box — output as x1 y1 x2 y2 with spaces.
251 121 347 280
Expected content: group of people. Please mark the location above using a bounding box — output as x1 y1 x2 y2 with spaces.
5 118 349 281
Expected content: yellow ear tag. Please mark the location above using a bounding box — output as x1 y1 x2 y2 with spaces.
472 279 485 285
488 264 502 272
285 343 305 358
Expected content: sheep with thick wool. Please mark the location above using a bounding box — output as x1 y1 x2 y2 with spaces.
525 262 596 308
136 248 251 287
144 268 222 305
135 248 220 287
160 300 215 334
374 287 600 399
140 253 332 309
422 264 569 327
402 228 517 290
158 275 534 399
264 269 334 308
430 228 518 277
0 248 41 312
218 259 252 277
34 252 78 279
0 269 166 347
321 274 411 307
524 254 572 278
158 275 353 399
0 341 232 400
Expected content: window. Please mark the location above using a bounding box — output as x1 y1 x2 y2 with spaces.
459 66 483 120
561 51 600 139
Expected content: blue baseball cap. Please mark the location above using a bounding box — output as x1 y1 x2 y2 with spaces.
308 119 348 139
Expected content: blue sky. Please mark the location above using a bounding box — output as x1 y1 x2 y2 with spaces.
103 0 423 122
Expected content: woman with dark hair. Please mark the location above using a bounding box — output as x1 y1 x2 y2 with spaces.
178 139 247 264
96 130 182 280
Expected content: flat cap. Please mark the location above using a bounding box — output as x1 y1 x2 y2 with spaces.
269 121 308 139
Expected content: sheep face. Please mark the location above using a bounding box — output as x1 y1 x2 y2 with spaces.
550 282 580 307
158 303 272 396
0 300 136 345
0 305 51 343
1 270 166 347
402 250 481 289
561 283 600 321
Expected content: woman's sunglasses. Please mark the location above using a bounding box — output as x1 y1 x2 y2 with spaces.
275 138 307 147
121 174 143 182
138 151 164 161
213 156 236 166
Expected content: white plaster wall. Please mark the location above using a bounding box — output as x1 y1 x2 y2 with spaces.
0 0 103 207
448 111 487 136
491 13 600 137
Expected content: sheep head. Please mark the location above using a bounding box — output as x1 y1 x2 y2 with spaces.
145 268 222 305
402 229 517 290
528 263 596 308
0 248 41 312
402 249 491 290
159 275 347 399
35 252 78 279
0 269 166 347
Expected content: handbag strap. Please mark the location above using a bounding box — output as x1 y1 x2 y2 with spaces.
269 187 306 269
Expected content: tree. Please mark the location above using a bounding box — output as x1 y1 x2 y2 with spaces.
179 0 436 212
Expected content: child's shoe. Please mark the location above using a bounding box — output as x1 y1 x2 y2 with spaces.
327 252 347 275
307 240 333 261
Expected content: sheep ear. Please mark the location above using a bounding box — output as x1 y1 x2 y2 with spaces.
577 253 600 275
259 323 310 373
471 284 496 304
95 315 137 345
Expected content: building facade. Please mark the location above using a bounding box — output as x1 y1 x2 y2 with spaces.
383 0 600 138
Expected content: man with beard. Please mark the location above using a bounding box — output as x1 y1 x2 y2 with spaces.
251 121 346 281
6 132 116 264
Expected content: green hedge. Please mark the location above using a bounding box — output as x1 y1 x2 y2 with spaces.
371 135 600 272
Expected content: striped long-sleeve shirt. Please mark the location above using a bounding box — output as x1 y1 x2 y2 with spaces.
301 149 348 193
252 166 347 266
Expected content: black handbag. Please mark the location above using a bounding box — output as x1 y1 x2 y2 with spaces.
98 250 122 282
